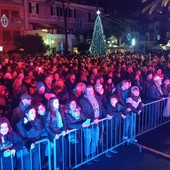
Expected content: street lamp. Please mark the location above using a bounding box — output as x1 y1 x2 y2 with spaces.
132 38 136 46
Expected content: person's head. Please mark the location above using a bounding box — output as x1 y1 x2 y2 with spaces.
110 95 118 106
0 117 12 135
131 86 140 97
136 69 141 76
106 77 112 84
25 105 36 121
0 85 6 97
162 77 170 87
28 70 33 77
37 103 46 116
21 94 32 107
121 80 130 90
108 71 113 78
48 97 60 111
45 76 53 86
69 73 76 83
153 75 162 85
94 83 104 95
156 68 162 75
66 99 77 111
85 85 95 98
146 72 153 81
54 73 60 81
36 82 45 94
92 67 98 75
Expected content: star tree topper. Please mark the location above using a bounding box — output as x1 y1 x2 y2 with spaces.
96 10 101 15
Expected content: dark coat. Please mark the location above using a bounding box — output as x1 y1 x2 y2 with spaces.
16 116 42 150
45 108 68 141
78 95 106 121
105 102 127 117
146 84 163 101
0 131 23 157
66 110 87 130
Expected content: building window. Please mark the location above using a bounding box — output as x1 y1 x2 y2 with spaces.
79 18 84 29
88 12 91 22
29 2 39 14
11 11 20 21
74 9 76 18
60 6 63 16
3 30 12 42
56 6 59 16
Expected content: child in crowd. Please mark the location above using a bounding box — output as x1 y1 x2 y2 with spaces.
124 86 143 142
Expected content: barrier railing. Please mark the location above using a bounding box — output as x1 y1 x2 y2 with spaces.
1 97 170 170
0 138 52 170
136 97 170 136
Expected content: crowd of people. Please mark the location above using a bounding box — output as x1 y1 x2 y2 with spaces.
0 52 170 170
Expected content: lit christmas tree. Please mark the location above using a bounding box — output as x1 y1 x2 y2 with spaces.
89 10 107 55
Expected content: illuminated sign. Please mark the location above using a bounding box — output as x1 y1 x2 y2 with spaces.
1 14 9 27
0 46 3 51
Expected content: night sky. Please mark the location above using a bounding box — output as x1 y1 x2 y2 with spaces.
87 0 142 15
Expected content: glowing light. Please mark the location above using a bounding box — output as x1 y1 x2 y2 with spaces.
132 38 136 46
44 39 49 44
96 10 101 15
1 14 9 27
42 29 48 32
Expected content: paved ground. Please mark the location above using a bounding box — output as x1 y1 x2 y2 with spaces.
76 123 170 170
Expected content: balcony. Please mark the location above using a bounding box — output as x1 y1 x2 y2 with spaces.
29 13 38 18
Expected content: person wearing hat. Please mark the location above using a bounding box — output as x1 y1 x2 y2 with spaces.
124 86 143 142
32 81 47 106
11 94 32 130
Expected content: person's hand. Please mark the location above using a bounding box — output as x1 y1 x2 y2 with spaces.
121 114 126 119
66 130 70 134
161 97 165 101
138 110 141 115
94 119 99 124
61 131 66 136
82 122 90 128
127 108 131 112
30 143 35 150
3 150 11 157
24 117 28 124
10 149 16 156
107 114 113 120
55 134 60 139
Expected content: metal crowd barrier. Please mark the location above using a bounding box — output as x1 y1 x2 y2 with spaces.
136 97 170 136
1 97 170 170
0 138 52 170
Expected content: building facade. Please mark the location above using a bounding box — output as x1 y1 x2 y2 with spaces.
0 0 103 54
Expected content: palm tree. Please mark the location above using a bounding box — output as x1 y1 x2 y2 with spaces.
142 0 170 44
142 0 170 14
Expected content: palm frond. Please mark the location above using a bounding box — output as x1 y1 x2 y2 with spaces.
142 0 161 14
162 0 169 7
